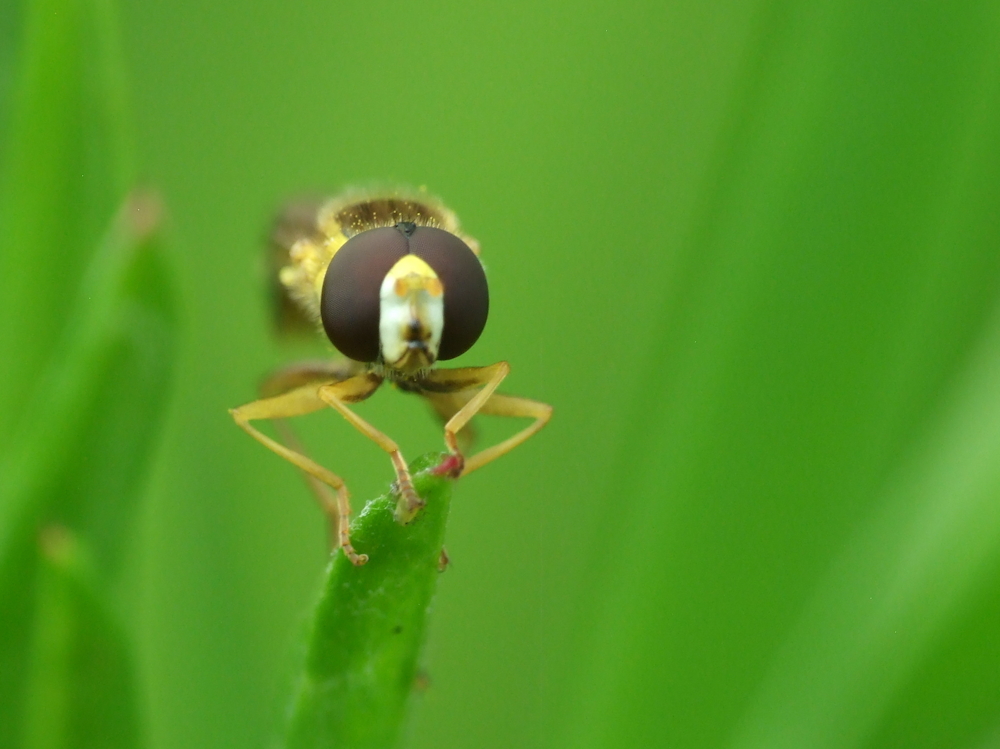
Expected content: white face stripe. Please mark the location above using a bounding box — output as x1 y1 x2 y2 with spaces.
379 255 444 368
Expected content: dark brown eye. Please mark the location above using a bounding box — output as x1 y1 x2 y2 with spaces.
409 226 489 360
320 227 407 361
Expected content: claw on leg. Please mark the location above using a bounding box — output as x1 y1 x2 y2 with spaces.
308 476 368 566
432 453 465 478
393 476 425 524
388 450 423 523
297 473 368 566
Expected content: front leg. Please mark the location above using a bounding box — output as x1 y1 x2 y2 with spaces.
317 382 424 525
258 359 368 552
418 362 552 477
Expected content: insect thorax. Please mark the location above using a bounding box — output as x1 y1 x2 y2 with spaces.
274 190 475 331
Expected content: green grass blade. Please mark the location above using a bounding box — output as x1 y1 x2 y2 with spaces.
561 3 1000 747
22 527 142 749
0 192 171 564
285 454 453 749
729 302 1000 749
0 0 134 443
0 0 166 745
0 0 24 150
0 193 173 748
44 194 176 575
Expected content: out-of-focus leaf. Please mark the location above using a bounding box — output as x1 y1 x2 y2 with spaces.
562 2 1000 748
284 454 452 749
21 526 142 749
0 193 173 747
0 191 171 566
0 0 24 150
729 300 1000 749
47 196 176 575
0 0 133 444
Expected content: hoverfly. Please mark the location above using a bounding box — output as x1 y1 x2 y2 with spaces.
230 189 552 565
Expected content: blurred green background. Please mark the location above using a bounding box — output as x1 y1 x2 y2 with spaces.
4 0 1000 747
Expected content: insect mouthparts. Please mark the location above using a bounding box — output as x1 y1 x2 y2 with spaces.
395 221 417 237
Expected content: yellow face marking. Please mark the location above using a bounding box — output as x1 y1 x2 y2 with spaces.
386 254 444 297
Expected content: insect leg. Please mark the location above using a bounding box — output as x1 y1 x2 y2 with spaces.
259 358 364 398
316 381 424 524
458 392 553 475
270 420 346 553
422 390 477 452
230 375 383 565
251 360 370 557
419 362 552 476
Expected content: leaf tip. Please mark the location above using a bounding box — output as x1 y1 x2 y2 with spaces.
120 188 165 242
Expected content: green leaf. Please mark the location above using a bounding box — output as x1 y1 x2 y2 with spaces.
561 3 1000 747
0 0 133 443
0 191 173 568
729 304 1000 749
45 194 176 575
0 192 173 748
0 0 24 150
21 527 142 749
0 0 169 745
284 454 453 749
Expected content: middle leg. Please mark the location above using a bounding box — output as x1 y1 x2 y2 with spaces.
230 377 380 565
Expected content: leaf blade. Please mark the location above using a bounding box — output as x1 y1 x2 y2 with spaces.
22 527 142 749
0 192 174 748
0 0 134 441
285 455 453 749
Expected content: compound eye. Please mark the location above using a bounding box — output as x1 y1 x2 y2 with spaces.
320 227 407 361
409 227 489 360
